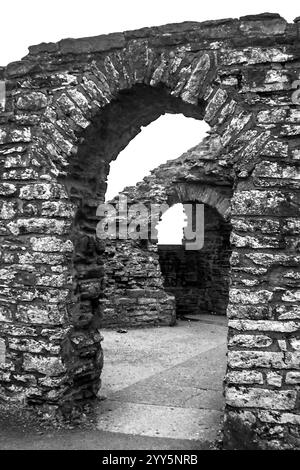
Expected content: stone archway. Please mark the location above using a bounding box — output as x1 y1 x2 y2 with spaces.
100 139 234 327
0 13 299 449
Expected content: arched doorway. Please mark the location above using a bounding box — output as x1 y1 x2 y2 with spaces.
157 202 232 319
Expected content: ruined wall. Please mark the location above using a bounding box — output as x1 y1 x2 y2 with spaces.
101 240 176 328
0 13 299 449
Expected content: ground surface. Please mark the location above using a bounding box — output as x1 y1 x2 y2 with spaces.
0 316 227 450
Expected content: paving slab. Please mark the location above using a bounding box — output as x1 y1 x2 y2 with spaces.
108 383 223 410
96 401 223 441
0 426 213 450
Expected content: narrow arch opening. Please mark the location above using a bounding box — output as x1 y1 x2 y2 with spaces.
157 202 232 319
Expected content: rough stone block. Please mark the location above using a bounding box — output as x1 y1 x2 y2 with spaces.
23 354 66 376
30 237 73 253
229 289 273 305
228 351 286 369
258 411 300 425
16 305 66 326
267 372 283 388
16 92 48 111
285 372 300 384
228 334 273 348
226 386 297 410
226 370 263 385
229 319 300 333
0 183 17 196
20 183 68 200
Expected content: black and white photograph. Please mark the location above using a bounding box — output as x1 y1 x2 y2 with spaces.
0 0 299 456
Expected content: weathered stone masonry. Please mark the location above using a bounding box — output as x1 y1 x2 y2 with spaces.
101 139 233 326
0 13 299 449
102 239 177 328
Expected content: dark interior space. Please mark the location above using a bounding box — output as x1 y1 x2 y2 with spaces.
158 203 232 317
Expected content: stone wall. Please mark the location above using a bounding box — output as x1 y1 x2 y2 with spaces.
0 13 299 449
101 240 176 328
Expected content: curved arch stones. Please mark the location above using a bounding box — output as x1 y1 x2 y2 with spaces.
0 13 299 449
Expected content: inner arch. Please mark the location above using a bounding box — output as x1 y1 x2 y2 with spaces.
158 202 232 318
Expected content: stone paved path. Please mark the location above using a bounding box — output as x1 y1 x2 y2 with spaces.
0 316 227 450
97 317 227 444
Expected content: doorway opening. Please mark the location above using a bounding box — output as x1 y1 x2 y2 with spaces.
157 203 232 319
